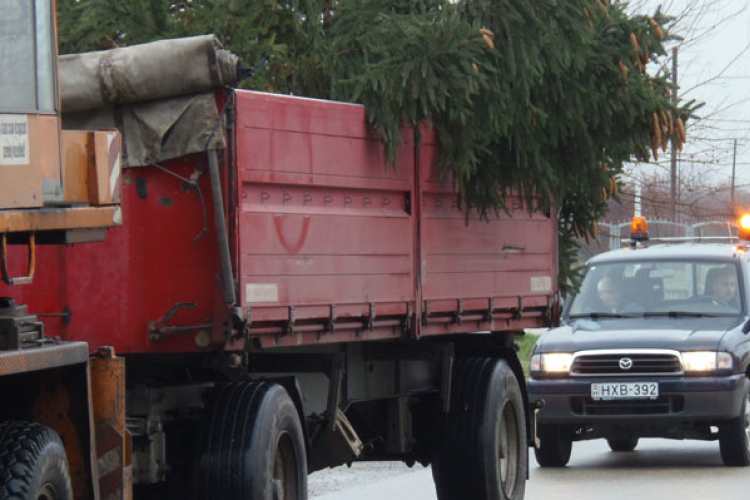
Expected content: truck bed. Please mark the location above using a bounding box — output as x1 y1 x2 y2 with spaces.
1 91 556 352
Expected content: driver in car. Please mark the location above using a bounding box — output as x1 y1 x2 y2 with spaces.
705 267 738 307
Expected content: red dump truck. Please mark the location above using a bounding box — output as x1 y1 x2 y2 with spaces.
0 17 558 500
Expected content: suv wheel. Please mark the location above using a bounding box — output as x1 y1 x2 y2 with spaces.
534 424 572 467
719 383 750 466
607 438 638 452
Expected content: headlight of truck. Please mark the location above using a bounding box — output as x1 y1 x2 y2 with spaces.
682 351 733 372
529 353 573 374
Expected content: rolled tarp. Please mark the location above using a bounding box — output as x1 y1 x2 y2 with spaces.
59 35 239 113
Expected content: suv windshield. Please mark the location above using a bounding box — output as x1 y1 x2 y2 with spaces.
568 260 744 317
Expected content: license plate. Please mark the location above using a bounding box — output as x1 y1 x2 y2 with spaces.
591 382 659 400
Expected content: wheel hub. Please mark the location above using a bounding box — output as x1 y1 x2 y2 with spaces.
37 483 58 500
273 432 299 500
498 402 519 497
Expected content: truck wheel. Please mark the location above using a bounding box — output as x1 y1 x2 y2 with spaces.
719 384 750 466
534 424 572 467
0 421 73 500
196 381 308 499
432 358 527 500
607 438 638 452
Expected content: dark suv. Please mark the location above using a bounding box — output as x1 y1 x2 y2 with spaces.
528 243 750 467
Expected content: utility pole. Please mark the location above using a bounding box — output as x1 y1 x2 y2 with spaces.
670 47 678 222
729 139 737 217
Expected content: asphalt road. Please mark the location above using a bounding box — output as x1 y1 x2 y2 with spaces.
309 438 750 500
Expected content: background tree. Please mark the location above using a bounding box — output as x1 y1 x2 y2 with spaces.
619 0 750 225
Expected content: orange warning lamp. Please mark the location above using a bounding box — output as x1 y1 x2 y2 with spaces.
631 216 649 242
739 213 750 241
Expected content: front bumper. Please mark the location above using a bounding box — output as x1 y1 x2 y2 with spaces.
528 374 748 425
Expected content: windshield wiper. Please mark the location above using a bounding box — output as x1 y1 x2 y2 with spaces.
642 311 730 318
568 312 635 319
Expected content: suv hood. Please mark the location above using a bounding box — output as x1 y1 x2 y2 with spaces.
539 316 743 353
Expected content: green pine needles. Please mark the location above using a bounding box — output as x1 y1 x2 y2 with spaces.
57 0 699 294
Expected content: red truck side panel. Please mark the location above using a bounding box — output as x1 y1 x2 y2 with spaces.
235 92 555 346
417 131 556 336
235 92 416 346
0 156 224 353
1 90 555 352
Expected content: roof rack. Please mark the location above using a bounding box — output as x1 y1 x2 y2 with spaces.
622 235 741 248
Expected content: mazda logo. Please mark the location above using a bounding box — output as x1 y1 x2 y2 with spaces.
619 357 633 370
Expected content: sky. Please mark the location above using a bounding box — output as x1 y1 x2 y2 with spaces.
624 0 750 201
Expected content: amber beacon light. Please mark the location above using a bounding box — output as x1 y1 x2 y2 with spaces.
630 216 649 242
739 213 750 241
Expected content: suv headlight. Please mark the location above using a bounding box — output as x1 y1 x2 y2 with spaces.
530 353 573 374
682 351 733 372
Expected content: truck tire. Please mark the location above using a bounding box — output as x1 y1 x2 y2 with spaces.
719 384 750 466
0 422 73 500
607 438 638 452
534 424 572 467
432 358 527 500
196 381 308 499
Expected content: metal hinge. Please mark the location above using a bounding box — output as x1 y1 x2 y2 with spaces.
453 299 463 324
422 301 430 327
401 302 413 335
284 306 296 336
484 298 494 323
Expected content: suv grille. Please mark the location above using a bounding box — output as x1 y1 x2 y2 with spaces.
571 352 682 376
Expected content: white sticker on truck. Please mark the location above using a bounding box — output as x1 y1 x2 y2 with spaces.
530 276 552 293
0 114 29 165
245 283 279 303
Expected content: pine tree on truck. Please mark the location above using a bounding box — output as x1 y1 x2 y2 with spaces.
2 1 698 500
55 0 700 296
